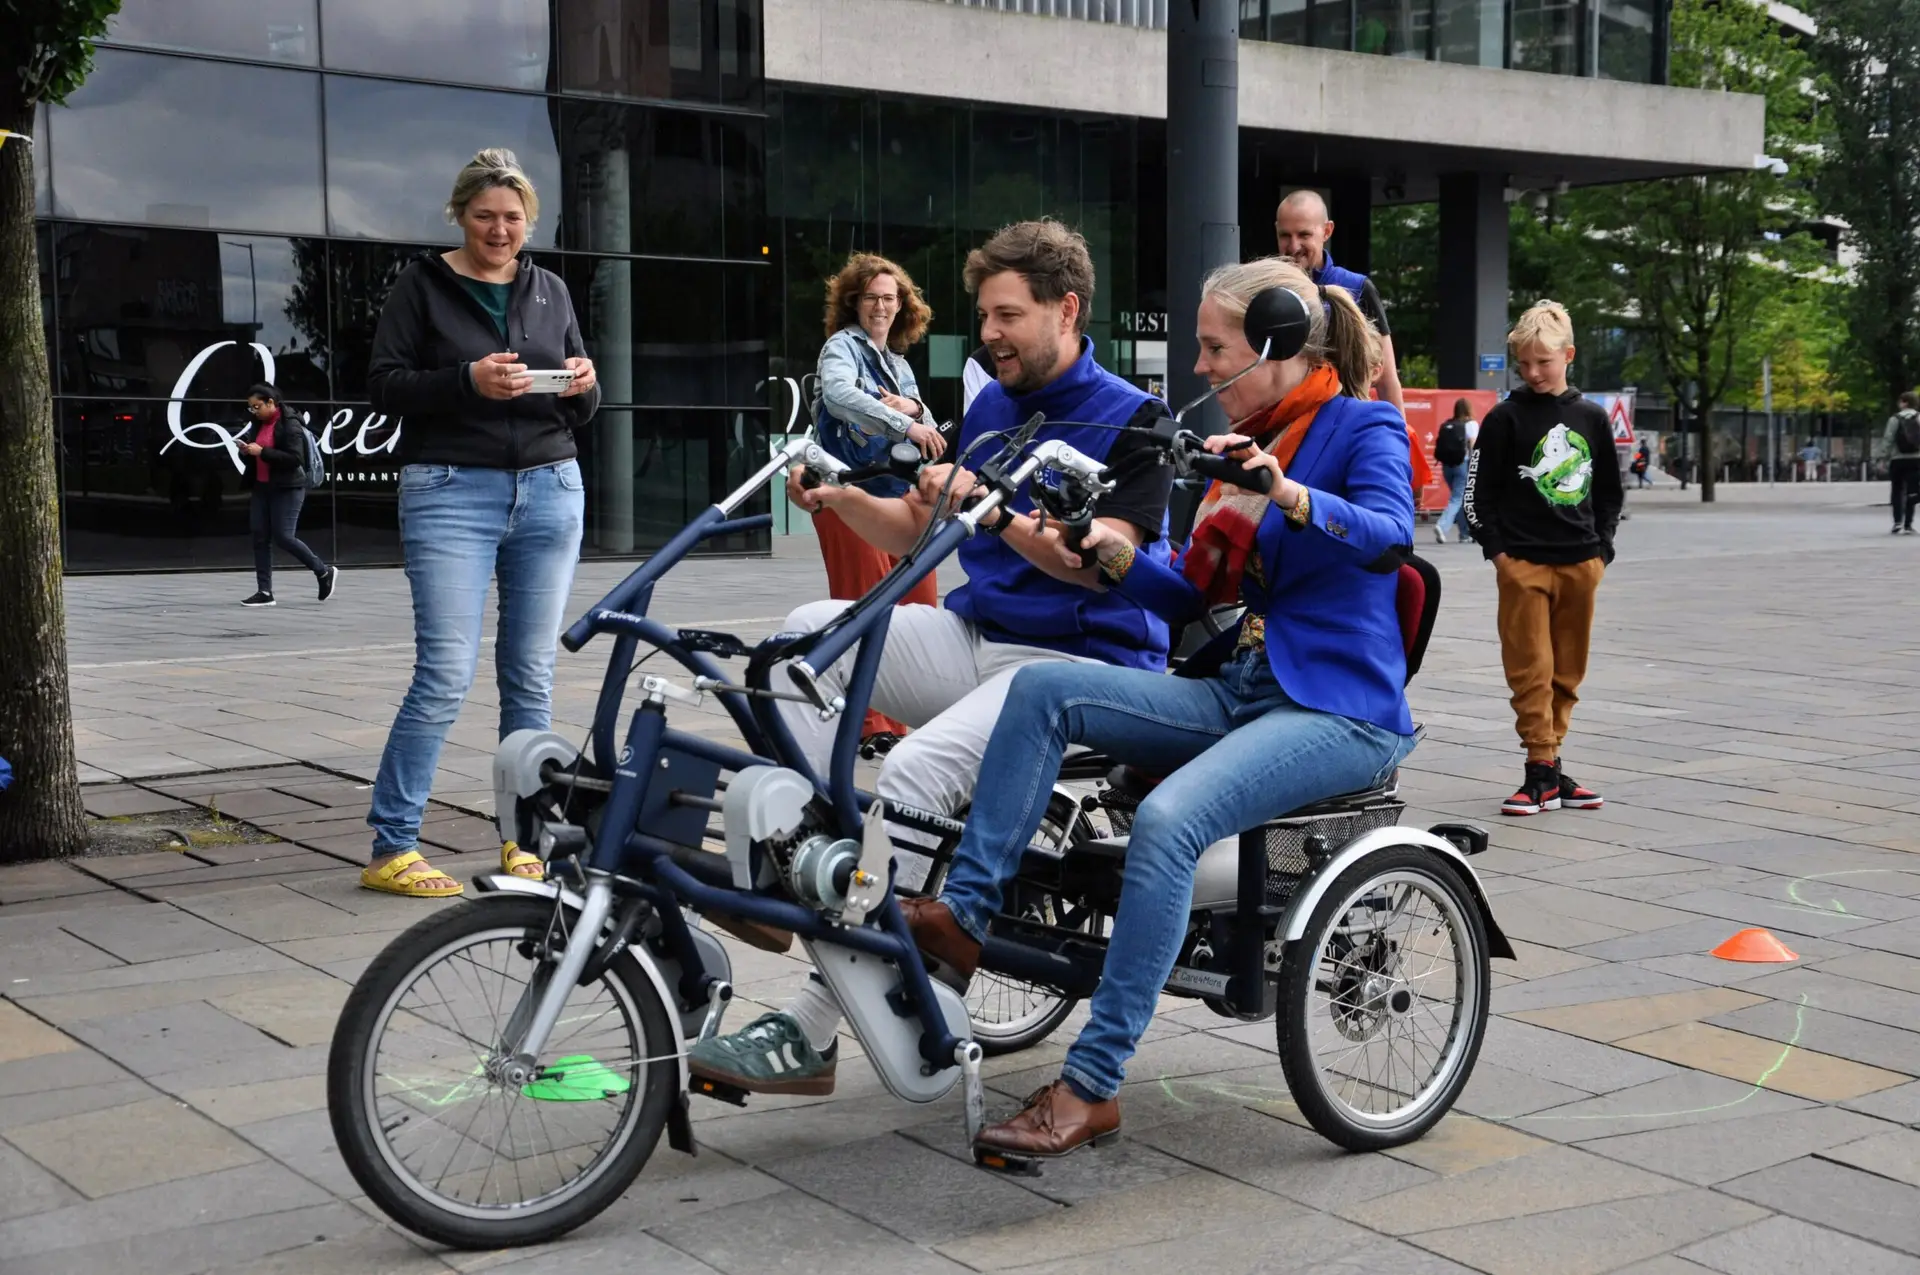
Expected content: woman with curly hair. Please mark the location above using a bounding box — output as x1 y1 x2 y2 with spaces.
811 253 945 752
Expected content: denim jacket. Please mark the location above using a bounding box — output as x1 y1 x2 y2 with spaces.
813 325 929 445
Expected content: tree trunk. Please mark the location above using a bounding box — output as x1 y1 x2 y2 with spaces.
1693 400 1716 504
0 100 86 862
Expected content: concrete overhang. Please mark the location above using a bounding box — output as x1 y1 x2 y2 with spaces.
767 0 1767 198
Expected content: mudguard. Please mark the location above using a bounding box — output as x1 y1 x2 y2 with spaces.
1278 827 1516 960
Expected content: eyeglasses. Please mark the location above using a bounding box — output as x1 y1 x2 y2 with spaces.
860 294 901 308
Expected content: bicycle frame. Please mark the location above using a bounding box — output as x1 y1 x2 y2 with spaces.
511 434 1090 1084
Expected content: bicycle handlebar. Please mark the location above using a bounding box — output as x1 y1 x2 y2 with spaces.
1185 451 1275 495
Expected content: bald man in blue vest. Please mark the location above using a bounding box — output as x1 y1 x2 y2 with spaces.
1275 189 1405 414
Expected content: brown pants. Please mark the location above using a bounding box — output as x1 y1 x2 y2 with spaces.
814 505 939 738
1495 556 1604 763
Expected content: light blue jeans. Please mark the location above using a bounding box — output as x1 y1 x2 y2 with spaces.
939 651 1414 1100
1441 461 1472 541
368 461 585 859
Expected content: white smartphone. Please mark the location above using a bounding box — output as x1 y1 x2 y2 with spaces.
524 369 577 394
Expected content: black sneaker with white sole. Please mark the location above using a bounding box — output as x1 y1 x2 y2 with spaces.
1553 760 1604 809
318 566 339 602
1501 761 1562 816
241 591 276 607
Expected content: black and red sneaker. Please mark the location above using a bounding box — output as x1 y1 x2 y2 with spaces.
1501 762 1562 816
1554 760 1604 809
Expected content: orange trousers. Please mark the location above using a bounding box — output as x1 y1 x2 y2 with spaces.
1495 556 1604 763
814 506 939 738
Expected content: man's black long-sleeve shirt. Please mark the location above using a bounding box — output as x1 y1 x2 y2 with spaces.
1463 386 1622 565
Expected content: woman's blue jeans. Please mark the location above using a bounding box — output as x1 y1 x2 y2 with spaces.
939 651 1414 1101
367 461 585 859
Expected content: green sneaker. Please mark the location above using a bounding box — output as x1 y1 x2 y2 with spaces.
688 1012 837 1096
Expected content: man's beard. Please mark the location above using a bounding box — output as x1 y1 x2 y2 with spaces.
995 340 1064 395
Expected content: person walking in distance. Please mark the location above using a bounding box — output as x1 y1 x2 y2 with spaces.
1630 440 1651 488
1433 397 1477 544
237 383 337 607
1885 392 1920 534
811 254 947 755
359 148 599 897
1273 189 1404 413
1464 300 1622 817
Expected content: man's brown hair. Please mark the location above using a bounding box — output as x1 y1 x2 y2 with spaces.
963 219 1096 334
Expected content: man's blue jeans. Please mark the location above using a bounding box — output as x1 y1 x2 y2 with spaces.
1441 461 1471 541
939 652 1414 1101
368 461 585 859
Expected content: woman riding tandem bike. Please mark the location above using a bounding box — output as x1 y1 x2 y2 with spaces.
903 256 1420 1158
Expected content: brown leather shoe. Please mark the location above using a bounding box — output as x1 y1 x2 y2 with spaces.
974 1080 1120 1159
899 896 981 984
706 912 795 954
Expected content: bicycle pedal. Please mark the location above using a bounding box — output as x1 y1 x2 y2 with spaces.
689 1076 750 1107
972 1146 1042 1177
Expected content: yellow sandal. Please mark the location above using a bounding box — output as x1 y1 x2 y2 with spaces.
360 850 464 898
502 841 545 879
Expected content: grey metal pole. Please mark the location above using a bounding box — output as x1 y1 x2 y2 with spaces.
1763 356 1775 486
1166 0 1239 439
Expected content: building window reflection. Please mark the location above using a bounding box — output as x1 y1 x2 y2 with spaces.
105 0 318 64
49 49 324 234
1355 0 1434 56
322 75 563 245
1434 0 1505 66
558 0 761 107
1510 0 1582 74
321 0 554 92
560 99 766 259
1596 0 1655 80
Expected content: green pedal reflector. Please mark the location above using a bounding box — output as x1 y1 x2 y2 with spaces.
522 1055 631 1102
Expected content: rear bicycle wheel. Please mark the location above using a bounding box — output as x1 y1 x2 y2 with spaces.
1276 846 1489 1151
328 896 677 1249
931 795 1099 1057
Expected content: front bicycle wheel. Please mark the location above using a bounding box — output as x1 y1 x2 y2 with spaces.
328 896 677 1249
1276 846 1489 1151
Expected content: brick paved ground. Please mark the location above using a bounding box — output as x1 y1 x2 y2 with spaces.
4 482 1920 1273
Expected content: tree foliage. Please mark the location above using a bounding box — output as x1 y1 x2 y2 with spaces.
1806 0 1920 411
0 0 120 113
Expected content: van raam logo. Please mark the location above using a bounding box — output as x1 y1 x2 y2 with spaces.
158 340 404 472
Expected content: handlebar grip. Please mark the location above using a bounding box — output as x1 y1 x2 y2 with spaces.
1187 453 1275 495
561 618 592 653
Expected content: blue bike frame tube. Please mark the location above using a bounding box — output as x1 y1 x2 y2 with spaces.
564 507 771 653
636 846 965 1066
795 519 969 678
591 632 640 773
590 701 669 874
587 612 772 769
827 606 893 834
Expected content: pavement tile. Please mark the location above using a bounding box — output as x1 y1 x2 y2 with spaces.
1707 999 1920 1076
1679 1215 1920 1275
56 904 255 964
0 1048 134 1098
1477 1016 1683 1091
1408 1187 1768 1275
206 978 351 1048
471 1234 721 1275
1813 949 1920 993
602 1149 788 1232
1507 987 1766 1043
1335 1143 1682 1236
1574 1104 1890 1185
1455 1060 1598 1119
83 788 193 818
1132 1104 1436 1210
1491 964 1710 1015
1817 1128 1920 1188
1571 915 1835 964
69 851 207 882
1510 1071 1814 1142
0 944 302 998
62 1000 286 1077
934 1170 1291 1271
1734 968 1920 1033
1720 1156 1920 1255
1381 1113 1554 1175
984 1209 1470 1275
0 1077 156 1131
0 1141 83 1223
3 1095 262 1198
178 1074 328 1128
167 884 400 943
199 1225 456 1275
760 1132 1058 1244
0 862 111 905
0 1203 370 1275
1614 1021 1911 1100
0 1000 79 1064
649 1188 974 1275
898 1112 1198 1205
1843 1079 1920 1125
231 1107 357 1197
1822 915 1920 960
1498 939 1603 982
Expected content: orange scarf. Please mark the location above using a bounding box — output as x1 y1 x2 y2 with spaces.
1182 365 1342 606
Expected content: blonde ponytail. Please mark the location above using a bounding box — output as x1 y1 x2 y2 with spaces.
1319 284 1384 399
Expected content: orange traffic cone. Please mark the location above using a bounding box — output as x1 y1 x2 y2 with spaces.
1710 928 1799 963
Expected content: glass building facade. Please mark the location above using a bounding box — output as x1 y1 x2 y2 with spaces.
37 0 770 572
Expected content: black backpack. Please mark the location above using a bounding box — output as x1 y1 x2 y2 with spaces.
1897 410 1920 454
1434 418 1468 466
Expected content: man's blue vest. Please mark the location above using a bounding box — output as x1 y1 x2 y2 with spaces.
946 340 1172 671
1311 249 1370 301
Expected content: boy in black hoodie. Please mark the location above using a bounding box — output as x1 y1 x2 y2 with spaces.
1464 300 1623 816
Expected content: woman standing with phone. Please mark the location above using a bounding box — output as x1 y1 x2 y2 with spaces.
358 147 599 898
